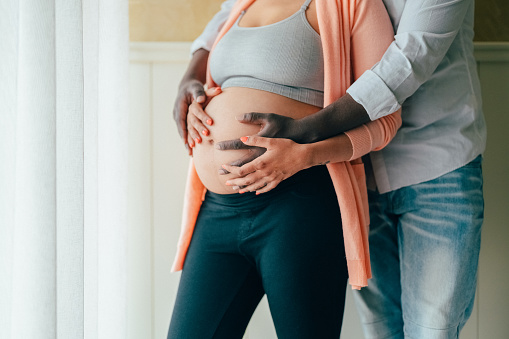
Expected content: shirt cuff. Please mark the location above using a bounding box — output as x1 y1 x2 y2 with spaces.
190 38 213 58
347 70 401 121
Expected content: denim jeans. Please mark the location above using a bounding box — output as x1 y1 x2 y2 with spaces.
354 156 484 339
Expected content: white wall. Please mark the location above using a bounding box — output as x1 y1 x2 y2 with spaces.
474 43 509 339
127 42 509 339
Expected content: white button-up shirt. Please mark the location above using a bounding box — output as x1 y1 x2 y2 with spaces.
190 0 487 193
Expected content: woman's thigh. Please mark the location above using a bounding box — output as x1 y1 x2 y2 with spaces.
249 174 348 338
168 207 264 339
170 166 348 338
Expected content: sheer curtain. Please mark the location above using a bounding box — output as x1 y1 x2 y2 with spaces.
0 1 129 338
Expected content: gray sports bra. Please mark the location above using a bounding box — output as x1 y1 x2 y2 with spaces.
209 0 324 107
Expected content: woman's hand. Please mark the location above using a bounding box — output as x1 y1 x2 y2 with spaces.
215 112 302 171
222 136 311 195
186 87 222 150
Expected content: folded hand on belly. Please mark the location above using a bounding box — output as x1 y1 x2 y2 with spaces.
190 87 321 194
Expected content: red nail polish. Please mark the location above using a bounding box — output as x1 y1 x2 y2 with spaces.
202 130 209 136
240 136 248 142
195 137 201 143
207 119 213 126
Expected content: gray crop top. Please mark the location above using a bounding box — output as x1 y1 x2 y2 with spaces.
209 0 325 107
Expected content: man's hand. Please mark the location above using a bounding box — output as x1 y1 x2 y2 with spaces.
215 112 300 170
174 79 208 153
172 48 210 154
215 93 370 171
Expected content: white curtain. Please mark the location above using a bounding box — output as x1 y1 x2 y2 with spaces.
0 1 129 338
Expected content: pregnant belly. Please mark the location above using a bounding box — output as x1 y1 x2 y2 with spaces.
192 87 321 194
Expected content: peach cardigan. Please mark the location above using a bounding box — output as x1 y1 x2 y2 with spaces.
172 0 401 290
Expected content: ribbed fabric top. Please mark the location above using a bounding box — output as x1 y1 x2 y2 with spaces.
209 0 324 107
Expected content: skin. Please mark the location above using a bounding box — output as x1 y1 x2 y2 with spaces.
173 48 210 155
221 133 353 194
174 0 371 193
191 87 329 194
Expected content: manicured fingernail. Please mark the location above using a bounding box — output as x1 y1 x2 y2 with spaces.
240 136 248 142
213 87 221 92
256 192 261 196
239 190 245 194
225 181 231 186
206 119 213 126
202 130 209 136
195 137 201 143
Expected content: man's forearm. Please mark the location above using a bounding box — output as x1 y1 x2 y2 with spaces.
173 48 211 149
181 48 209 86
292 93 370 144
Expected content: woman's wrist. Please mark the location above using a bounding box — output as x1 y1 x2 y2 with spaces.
300 142 321 169
303 134 353 167
181 49 209 86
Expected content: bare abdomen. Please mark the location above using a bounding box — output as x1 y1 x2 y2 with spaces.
192 87 321 194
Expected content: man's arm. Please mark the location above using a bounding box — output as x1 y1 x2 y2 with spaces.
219 0 473 150
173 0 236 151
189 0 237 55
347 0 473 120
217 0 400 159
219 93 368 146
173 49 209 151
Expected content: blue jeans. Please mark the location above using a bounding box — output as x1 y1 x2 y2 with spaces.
354 156 484 339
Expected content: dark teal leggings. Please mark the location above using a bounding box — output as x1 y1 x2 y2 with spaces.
168 166 348 339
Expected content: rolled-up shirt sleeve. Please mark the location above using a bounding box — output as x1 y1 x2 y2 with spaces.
190 0 237 55
347 0 472 120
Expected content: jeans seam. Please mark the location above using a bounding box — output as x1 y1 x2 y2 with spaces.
403 315 459 331
361 317 404 339
379 329 404 339
362 313 401 326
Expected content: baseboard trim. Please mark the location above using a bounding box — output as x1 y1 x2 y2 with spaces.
473 42 509 62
